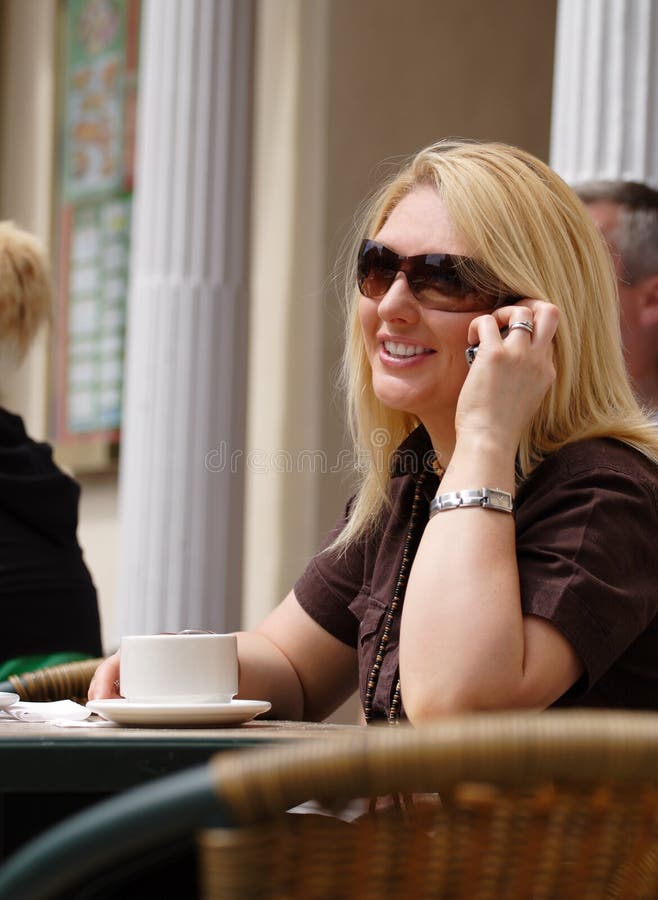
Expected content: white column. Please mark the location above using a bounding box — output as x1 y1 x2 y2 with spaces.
550 0 658 186
116 0 253 638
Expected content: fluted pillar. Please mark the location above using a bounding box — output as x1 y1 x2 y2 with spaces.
551 0 658 186
116 0 253 637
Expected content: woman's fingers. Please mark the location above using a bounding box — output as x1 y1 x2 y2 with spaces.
457 300 559 450
88 652 121 699
501 299 559 348
467 299 559 349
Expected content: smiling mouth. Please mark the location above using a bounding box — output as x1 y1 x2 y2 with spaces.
382 341 435 359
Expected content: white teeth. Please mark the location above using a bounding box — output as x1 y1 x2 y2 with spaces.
384 341 429 358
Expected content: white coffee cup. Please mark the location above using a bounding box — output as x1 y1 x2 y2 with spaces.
119 633 238 703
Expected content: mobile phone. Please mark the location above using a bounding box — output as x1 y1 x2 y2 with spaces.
465 344 479 367
465 326 509 367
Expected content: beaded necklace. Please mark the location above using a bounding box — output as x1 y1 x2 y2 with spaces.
363 469 429 725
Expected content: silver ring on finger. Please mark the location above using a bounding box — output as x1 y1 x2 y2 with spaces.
508 320 534 335
113 679 121 693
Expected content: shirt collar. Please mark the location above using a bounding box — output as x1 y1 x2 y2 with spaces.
390 425 438 478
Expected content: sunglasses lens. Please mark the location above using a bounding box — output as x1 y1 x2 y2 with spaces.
357 241 397 299
408 257 471 302
357 240 519 311
410 267 507 312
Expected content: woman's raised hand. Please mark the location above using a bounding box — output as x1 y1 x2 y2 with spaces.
456 299 559 455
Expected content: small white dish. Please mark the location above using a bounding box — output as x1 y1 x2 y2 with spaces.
86 698 271 727
0 692 19 709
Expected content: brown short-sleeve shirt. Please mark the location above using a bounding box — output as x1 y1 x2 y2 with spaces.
294 427 658 720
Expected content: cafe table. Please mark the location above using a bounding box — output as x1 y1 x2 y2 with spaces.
0 716 360 859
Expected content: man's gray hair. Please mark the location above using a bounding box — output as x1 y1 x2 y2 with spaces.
574 180 658 284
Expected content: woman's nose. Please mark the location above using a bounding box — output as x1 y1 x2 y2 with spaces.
376 272 420 322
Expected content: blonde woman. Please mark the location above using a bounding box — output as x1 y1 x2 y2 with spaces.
91 141 658 722
0 222 102 675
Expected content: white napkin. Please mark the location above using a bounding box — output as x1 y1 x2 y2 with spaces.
0 699 92 724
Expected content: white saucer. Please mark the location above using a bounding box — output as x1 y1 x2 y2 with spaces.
86 698 272 727
0 692 19 709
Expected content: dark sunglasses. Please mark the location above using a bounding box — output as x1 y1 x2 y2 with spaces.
357 239 522 313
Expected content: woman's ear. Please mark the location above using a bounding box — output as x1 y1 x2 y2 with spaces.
638 273 658 328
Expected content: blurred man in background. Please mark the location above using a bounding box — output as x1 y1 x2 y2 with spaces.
576 181 658 421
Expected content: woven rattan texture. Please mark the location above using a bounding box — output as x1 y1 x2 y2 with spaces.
210 712 658 822
201 711 658 899
9 658 102 704
199 784 658 899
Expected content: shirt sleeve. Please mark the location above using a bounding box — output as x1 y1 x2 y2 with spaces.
294 497 366 648
515 446 658 695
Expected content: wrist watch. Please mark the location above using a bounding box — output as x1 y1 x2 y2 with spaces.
429 487 514 518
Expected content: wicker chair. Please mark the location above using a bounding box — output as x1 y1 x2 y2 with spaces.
0 658 103 704
0 710 658 899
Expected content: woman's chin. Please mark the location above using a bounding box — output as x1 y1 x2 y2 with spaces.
372 382 422 415
372 381 457 427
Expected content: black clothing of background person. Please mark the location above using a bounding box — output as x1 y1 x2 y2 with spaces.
0 407 102 661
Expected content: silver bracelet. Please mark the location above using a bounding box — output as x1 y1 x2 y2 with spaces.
429 487 514 518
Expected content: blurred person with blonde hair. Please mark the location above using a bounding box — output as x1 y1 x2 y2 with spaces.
92 141 658 722
575 181 658 422
0 222 102 677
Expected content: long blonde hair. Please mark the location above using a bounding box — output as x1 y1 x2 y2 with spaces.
336 139 658 550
